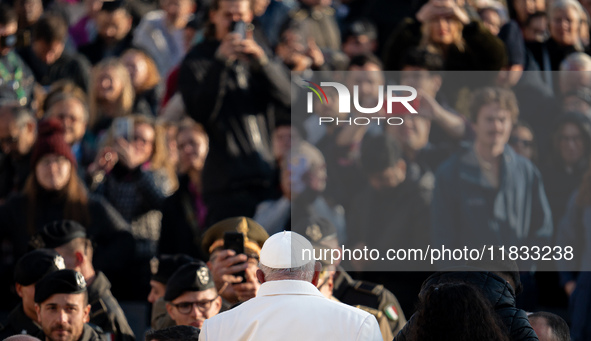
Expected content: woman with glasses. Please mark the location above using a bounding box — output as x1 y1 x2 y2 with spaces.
509 120 537 162
89 114 177 301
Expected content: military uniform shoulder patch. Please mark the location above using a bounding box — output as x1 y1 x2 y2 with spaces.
383 305 399 322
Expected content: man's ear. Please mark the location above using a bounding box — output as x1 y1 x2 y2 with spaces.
84 304 91 323
165 302 175 318
311 262 322 286
35 304 41 323
15 283 24 298
75 251 84 268
256 269 265 284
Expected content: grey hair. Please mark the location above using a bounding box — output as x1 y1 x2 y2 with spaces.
259 261 316 282
551 0 584 21
560 52 591 70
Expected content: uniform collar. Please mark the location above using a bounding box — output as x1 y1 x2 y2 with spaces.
256 280 325 298
87 271 110 300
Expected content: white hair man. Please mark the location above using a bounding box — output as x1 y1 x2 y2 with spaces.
198 231 382 341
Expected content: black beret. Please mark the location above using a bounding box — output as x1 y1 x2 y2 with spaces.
201 217 269 256
164 262 214 302
35 269 87 304
14 249 65 286
38 220 87 248
151 254 195 284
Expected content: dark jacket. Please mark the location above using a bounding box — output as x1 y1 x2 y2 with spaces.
88 272 135 341
0 303 43 339
93 164 169 300
17 46 91 92
431 145 553 268
78 33 134 65
0 152 31 203
158 174 208 261
382 18 507 71
394 271 539 341
0 190 135 309
178 36 290 221
526 38 578 72
347 174 433 268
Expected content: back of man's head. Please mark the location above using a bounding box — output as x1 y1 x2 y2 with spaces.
258 231 318 282
145 325 200 341
528 312 570 341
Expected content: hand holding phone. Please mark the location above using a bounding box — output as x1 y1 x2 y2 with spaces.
224 232 246 283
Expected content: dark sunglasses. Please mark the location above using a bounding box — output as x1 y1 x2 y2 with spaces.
509 136 533 148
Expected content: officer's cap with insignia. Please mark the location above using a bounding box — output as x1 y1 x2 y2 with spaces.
14 249 66 286
151 254 195 284
201 217 269 257
164 262 214 302
37 220 87 248
34 269 87 304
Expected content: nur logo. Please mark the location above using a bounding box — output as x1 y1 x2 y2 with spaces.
305 81 418 115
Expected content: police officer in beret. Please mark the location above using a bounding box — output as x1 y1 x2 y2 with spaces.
35 269 101 341
296 217 407 341
34 221 135 341
148 254 195 330
0 249 65 339
164 262 221 329
201 217 268 306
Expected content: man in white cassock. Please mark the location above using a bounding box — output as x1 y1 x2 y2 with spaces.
198 231 383 341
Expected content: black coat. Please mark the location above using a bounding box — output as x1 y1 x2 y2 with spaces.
178 36 290 221
0 152 31 203
88 272 135 341
0 190 135 309
17 46 91 92
394 271 539 341
158 175 208 261
79 33 134 65
0 303 42 340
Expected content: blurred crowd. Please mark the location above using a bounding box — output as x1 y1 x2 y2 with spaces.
0 0 591 339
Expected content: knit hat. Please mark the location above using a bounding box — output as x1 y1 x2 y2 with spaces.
30 118 77 169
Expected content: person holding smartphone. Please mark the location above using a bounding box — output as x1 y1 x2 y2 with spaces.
200 217 269 306
178 0 291 226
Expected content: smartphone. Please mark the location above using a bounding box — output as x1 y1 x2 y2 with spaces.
113 117 133 141
231 20 247 40
224 231 246 283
